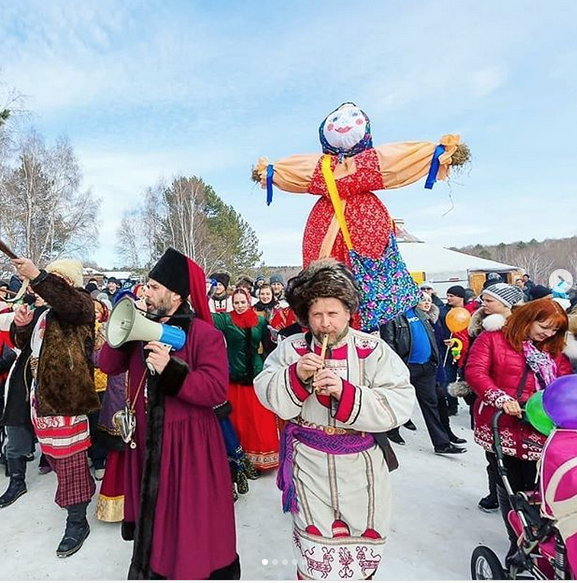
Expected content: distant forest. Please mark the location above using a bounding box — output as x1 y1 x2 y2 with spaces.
451 236 577 286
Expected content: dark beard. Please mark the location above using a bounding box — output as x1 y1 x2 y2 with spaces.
146 305 169 320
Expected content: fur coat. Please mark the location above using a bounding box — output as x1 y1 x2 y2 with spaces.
22 271 99 416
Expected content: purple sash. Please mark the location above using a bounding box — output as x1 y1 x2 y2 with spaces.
277 422 375 513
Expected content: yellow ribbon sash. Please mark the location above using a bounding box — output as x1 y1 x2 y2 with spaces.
321 155 353 251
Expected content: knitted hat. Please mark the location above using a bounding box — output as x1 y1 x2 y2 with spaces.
285 258 361 327
255 274 265 283
420 281 434 290
482 283 524 308
209 272 230 288
46 259 84 288
149 247 212 323
270 273 284 285
529 284 553 300
446 285 466 299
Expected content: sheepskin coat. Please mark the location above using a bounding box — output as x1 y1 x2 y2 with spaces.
25 271 99 416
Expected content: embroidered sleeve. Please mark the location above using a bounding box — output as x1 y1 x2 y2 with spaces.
253 335 311 420
333 380 361 424
287 363 313 405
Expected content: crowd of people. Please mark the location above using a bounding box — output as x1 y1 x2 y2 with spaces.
1 256 577 579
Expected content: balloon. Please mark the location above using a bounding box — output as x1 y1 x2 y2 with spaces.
543 374 577 429
525 391 555 436
446 307 471 333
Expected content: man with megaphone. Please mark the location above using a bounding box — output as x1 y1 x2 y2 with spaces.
99 247 240 581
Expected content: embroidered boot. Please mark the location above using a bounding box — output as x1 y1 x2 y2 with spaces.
0 457 27 508
56 502 90 558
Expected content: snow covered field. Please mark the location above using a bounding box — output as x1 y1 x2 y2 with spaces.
0 407 508 580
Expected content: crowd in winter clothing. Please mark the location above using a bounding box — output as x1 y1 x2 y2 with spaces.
2 262 577 579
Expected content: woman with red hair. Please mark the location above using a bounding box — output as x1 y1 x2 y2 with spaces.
212 288 278 472
465 298 573 564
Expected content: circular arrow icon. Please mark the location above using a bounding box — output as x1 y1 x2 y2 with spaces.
548 269 573 292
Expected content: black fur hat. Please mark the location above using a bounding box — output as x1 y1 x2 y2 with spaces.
149 247 189 298
285 258 361 327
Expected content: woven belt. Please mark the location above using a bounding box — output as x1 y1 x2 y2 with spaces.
295 416 366 437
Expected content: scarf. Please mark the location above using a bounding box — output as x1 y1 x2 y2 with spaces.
254 299 276 322
522 340 558 389
230 308 258 329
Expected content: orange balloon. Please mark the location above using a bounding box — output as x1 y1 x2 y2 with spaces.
446 307 471 333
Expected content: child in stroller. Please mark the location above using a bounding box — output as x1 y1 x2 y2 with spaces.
471 411 577 580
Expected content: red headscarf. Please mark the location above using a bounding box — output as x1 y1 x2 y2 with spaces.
230 288 258 329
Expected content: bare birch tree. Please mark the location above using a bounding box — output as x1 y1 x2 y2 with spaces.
0 129 100 267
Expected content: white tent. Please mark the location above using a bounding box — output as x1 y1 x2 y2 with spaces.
395 221 520 297
399 241 520 297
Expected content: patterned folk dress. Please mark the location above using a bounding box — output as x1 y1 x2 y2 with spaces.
254 329 415 580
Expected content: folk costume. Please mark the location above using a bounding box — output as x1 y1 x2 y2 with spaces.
254 260 415 580
213 293 280 470
99 248 239 580
208 272 233 314
254 102 467 330
18 261 100 558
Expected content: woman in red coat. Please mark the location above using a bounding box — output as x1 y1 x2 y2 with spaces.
465 298 573 563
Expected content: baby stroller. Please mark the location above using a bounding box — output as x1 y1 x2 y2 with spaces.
471 411 575 580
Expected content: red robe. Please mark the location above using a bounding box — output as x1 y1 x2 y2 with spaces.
100 313 238 579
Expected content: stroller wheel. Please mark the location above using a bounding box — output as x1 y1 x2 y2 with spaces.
471 546 506 580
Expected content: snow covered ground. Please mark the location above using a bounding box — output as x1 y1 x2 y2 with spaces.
0 407 509 580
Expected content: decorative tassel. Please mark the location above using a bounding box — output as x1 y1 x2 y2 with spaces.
332 520 350 537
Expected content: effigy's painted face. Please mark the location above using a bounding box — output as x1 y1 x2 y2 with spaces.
322 103 367 152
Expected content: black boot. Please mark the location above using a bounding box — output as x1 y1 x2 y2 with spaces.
0 457 27 508
479 462 499 511
386 428 405 445
56 502 90 558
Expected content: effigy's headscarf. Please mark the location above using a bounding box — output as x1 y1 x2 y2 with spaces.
319 102 373 158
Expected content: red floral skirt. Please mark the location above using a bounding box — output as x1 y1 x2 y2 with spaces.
228 382 279 470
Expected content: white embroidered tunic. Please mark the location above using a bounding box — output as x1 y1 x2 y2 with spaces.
254 329 415 580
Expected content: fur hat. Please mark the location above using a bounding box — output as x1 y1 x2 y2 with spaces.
269 273 284 285
46 259 84 288
446 285 466 299
236 275 253 289
285 258 361 327
482 283 524 308
209 272 230 289
149 247 212 323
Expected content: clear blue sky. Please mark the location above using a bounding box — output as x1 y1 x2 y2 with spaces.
1 0 576 268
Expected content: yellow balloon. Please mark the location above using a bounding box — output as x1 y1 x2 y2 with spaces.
446 307 471 333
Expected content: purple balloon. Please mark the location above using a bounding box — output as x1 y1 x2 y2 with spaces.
543 374 577 429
